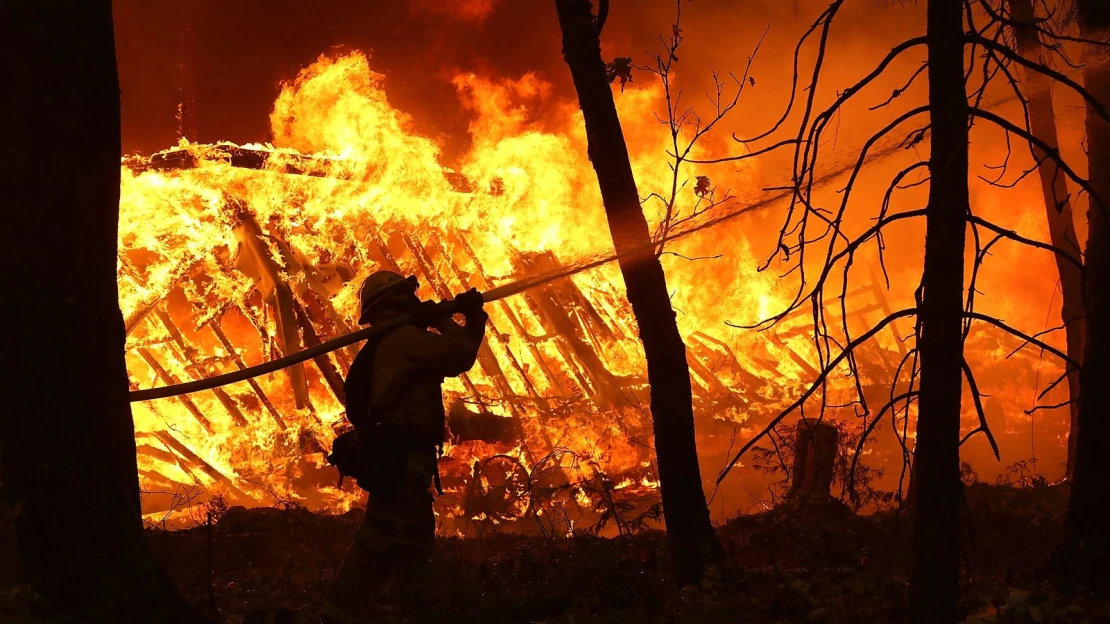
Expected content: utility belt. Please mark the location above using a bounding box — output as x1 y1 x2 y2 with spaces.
328 421 444 495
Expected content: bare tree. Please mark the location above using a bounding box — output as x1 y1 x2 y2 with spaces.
908 1 969 619
1065 0 1110 571
0 2 206 621
1006 0 1086 477
701 0 1105 617
629 1 759 253
553 0 724 584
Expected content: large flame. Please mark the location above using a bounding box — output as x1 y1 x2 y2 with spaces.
120 50 1070 531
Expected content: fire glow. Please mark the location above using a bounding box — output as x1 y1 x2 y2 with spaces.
119 50 1070 532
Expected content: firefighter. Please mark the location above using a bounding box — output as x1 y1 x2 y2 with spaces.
322 270 486 623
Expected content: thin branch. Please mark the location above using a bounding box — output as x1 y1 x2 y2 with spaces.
735 0 844 143
964 311 1079 368
961 359 1001 461
716 309 917 484
970 34 1110 123
970 107 1108 219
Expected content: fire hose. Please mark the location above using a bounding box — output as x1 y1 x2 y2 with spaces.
127 251 624 402
126 102 965 404
128 185 791 403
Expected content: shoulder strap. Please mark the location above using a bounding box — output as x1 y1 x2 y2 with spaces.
342 340 376 428
341 324 408 428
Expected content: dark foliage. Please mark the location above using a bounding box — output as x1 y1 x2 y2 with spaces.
4 485 1106 623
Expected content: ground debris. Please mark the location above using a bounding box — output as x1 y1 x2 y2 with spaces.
2 484 1108 623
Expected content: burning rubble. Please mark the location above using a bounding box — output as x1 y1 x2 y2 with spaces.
119 50 1068 535
118 51 796 532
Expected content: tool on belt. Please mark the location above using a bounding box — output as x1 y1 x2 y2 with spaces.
327 295 471 494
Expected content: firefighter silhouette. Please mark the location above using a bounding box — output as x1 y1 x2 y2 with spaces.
323 270 486 623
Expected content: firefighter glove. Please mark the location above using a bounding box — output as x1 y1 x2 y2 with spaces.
407 300 449 326
454 288 484 314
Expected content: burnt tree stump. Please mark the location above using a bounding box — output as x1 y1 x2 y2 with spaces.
786 419 839 501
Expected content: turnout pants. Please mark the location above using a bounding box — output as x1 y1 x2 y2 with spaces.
323 451 436 624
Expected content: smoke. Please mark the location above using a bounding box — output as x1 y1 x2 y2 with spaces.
110 0 1088 498
408 0 500 22
112 0 929 159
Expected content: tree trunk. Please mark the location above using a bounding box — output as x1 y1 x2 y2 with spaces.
1009 0 1086 477
553 0 724 584
786 420 838 501
1065 0 1110 569
0 3 204 621
909 0 968 621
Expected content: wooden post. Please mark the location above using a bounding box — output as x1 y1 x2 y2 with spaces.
209 311 287 429
405 233 527 419
455 234 569 395
786 419 839 500
512 250 627 407
231 205 311 409
137 348 215 434
290 298 347 403
122 258 199 335
155 308 250 427
428 233 559 448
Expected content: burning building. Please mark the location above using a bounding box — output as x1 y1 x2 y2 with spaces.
122 37 1073 532
119 52 813 532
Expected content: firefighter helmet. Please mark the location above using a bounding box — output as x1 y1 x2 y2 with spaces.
357 270 419 324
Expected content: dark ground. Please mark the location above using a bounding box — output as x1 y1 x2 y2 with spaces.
1 484 1107 623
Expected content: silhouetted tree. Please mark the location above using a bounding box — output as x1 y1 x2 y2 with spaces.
907 0 969 620
1007 0 1086 477
553 0 724 584
0 2 205 621
704 0 1103 616
1065 0 1110 570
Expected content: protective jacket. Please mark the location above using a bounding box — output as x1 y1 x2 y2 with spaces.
341 315 486 466
363 317 482 437
325 305 486 623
